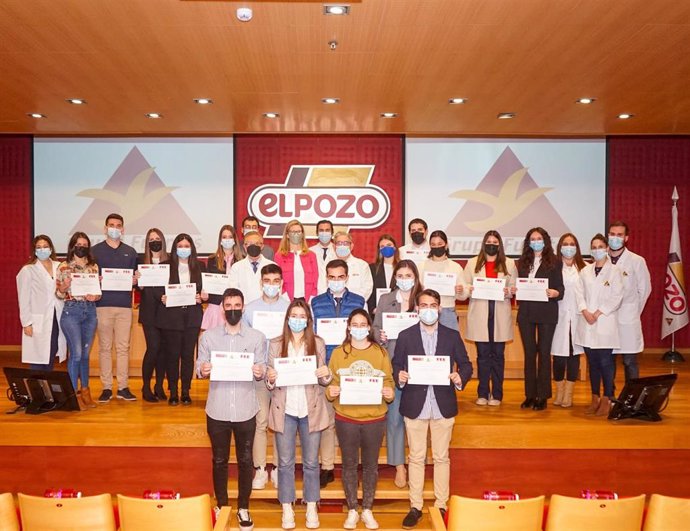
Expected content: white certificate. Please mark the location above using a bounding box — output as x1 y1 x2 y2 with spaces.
471 277 506 301
400 249 428 263
340 376 383 405
165 283 197 307
515 278 549 302
376 288 391 305
100 268 133 292
202 272 232 295
316 317 348 345
70 273 102 297
382 312 419 340
423 271 457 297
253 311 285 340
275 355 318 387
137 264 170 287
210 351 254 382
407 355 450 386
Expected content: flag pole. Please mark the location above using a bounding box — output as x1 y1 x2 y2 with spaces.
662 186 686 363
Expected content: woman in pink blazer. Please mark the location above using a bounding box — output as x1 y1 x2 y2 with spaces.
274 219 319 302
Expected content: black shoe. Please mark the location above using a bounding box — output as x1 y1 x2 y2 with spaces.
319 469 334 488
439 508 447 521
117 388 137 401
237 508 254 531
533 398 547 411
98 389 113 403
402 508 423 529
142 387 158 403
168 395 179 406
520 398 535 409
154 385 167 401
181 393 192 406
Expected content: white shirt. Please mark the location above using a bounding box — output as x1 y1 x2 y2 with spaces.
310 243 337 294
228 255 277 304
178 263 190 284
398 243 430 264
292 251 305 299
418 258 464 308
284 342 309 418
344 254 374 300
528 256 542 279
383 263 393 287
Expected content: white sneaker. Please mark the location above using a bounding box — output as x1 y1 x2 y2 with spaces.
488 398 501 406
475 397 488 406
237 508 254 531
343 509 359 529
270 467 279 488
213 506 221 521
361 509 379 530
306 501 320 529
252 467 268 490
281 503 295 530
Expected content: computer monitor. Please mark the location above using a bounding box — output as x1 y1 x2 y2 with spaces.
3 367 80 415
608 373 678 422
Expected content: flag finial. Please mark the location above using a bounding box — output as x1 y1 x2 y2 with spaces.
672 186 679 202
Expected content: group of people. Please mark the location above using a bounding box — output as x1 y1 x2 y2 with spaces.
16 212 651 530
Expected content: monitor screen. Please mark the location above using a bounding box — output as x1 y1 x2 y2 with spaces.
3 368 80 415
609 373 678 422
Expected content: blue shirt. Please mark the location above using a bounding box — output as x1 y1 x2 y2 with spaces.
92 240 138 308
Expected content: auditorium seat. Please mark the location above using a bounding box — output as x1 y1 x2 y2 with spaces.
643 493 690 531
18 492 116 531
117 493 230 531
545 494 645 531
436 494 544 531
0 493 19 531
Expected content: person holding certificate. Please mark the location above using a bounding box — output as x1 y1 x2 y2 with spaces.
202 224 243 331
274 220 319 302
135 228 169 402
514 227 564 411
551 233 587 408
574 234 624 417
463 230 517 407
327 309 394 530
417 230 465 331
265 299 332 530
154 233 208 406
197 288 267 531
16 234 66 372
392 289 472 529
372 259 423 489
55 232 101 408
367 234 399 314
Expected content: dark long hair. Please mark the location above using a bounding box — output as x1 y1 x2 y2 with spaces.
427 230 450 258
210 224 242 271
517 227 558 275
143 228 169 265
475 230 508 274
390 259 422 312
169 233 201 285
279 299 318 358
66 232 96 265
342 308 385 358
557 232 586 271
372 234 399 273
26 234 56 265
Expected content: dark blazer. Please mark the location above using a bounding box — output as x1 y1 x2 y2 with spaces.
516 261 564 324
367 262 390 314
206 256 227 306
136 256 160 326
393 323 473 419
153 260 206 331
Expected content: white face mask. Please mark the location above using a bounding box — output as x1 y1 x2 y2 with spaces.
350 327 369 341
419 308 439 325
221 238 235 250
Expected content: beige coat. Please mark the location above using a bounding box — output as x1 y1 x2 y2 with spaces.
462 256 517 342
266 336 331 434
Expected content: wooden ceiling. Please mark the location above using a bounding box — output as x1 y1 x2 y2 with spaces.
1 0 689 135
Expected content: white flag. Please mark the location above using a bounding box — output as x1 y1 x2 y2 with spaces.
662 187 689 338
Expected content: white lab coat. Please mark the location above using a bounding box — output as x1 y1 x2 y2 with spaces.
344 254 374 300
610 249 652 354
551 263 585 356
574 260 624 349
16 260 67 364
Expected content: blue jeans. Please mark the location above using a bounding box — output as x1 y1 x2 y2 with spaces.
275 414 321 504
386 386 405 465
585 347 615 397
60 300 97 390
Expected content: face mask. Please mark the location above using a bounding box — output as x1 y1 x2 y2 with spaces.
335 245 350 258
107 227 122 241
591 249 608 262
396 278 415 292
318 231 332 245
221 238 235 250
430 247 446 258
35 248 52 261
350 327 369 341
484 244 499 257
608 236 624 251
530 240 545 252
328 280 346 293
262 283 281 298
419 308 439 325
288 232 303 245
73 246 89 258
288 317 308 333
411 232 426 245
246 244 262 258
225 309 242 326
149 240 163 252
176 247 192 259
380 246 395 259
560 245 577 259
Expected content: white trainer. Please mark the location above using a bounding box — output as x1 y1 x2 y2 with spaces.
488 398 501 406
281 503 295 530
270 467 279 488
361 509 379 530
252 467 268 490
475 397 489 406
305 501 320 529
343 509 359 529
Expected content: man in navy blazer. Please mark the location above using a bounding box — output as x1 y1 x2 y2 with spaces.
393 289 473 529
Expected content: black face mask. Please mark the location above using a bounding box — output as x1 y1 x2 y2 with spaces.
225 309 243 326
411 232 426 245
73 246 89 258
149 241 163 252
484 244 499 256
430 247 446 258
246 244 261 258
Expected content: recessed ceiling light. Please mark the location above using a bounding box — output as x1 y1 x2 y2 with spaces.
263 112 280 119
194 98 213 105
449 98 467 105
380 112 398 118
618 113 634 119
323 4 350 15
27 113 46 118
66 98 86 105
145 113 162 119
576 97 595 104
322 97 340 104
497 112 516 119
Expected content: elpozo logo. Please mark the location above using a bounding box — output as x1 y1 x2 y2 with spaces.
248 165 390 238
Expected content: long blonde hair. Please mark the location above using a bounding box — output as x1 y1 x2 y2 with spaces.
278 219 310 256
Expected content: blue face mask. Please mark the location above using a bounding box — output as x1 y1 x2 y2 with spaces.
328 280 346 293
35 248 52 261
608 236 624 251
380 246 395 259
350 327 369 341
221 238 235 250
335 245 350 258
530 240 545 252
419 308 439 325
107 227 122 241
288 317 308 333
262 283 281 298
176 247 192 259
591 248 608 262
318 232 332 245
396 278 415 292
560 245 577 259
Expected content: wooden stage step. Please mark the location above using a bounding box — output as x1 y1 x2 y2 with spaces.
227 510 433 531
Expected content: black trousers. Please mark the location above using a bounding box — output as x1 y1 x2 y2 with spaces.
207 415 256 508
162 326 199 394
518 320 556 399
141 324 166 388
